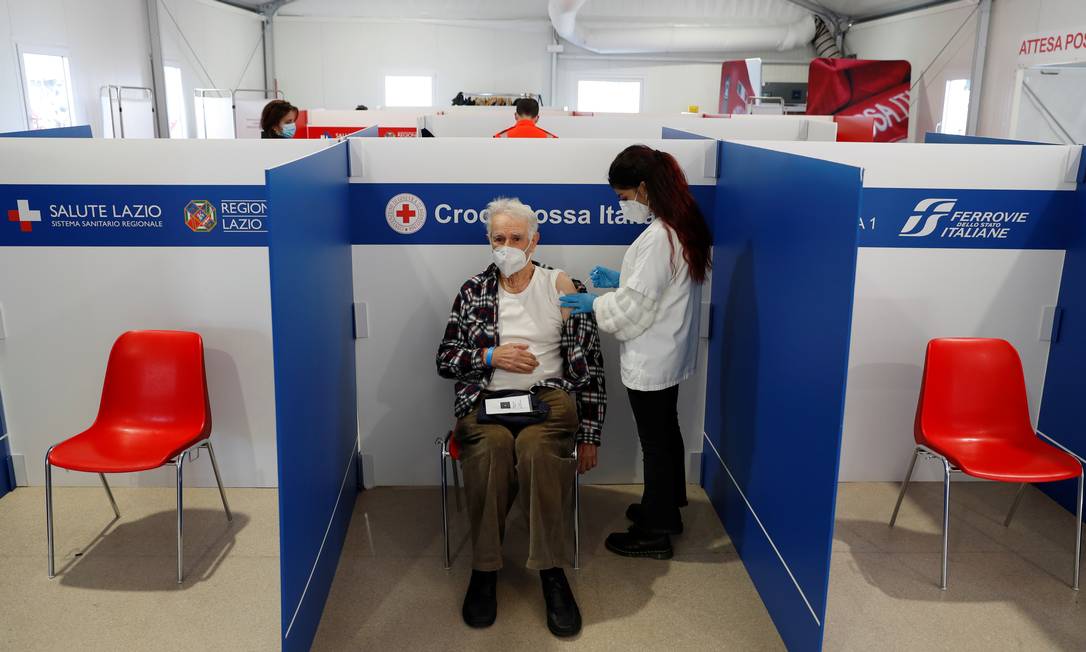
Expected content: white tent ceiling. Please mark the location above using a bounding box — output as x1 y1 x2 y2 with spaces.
223 0 957 23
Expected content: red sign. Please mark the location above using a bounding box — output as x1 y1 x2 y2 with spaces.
1018 27 1086 63
807 58 911 143
301 125 418 138
377 127 418 138
719 61 756 115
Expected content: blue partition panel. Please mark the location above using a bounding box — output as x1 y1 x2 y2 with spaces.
0 389 13 499
661 127 712 140
704 142 862 651
923 132 1047 145
0 125 92 138
1037 148 1086 516
266 142 358 652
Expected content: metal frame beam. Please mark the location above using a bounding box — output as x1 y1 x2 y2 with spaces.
145 0 170 138
850 0 966 26
965 0 991 135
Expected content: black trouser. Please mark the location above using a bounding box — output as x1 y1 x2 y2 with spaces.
627 384 687 531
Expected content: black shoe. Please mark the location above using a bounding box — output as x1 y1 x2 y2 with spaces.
624 503 684 535
462 570 497 628
540 568 582 637
605 525 674 559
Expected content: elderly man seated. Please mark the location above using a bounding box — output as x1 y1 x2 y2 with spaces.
436 197 606 637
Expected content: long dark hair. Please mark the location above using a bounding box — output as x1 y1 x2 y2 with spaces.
260 99 298 134
608 145 712 283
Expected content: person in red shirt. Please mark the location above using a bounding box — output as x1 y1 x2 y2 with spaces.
493 98 557 139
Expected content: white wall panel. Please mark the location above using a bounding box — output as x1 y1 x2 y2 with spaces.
840 248 1065 481
0 247 278 488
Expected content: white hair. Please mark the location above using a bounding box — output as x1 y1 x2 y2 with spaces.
485 197 538 237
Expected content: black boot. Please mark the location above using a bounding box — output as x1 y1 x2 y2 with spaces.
462 570 497 628
605 525 674 559
540 568 582 637
625 503 684 535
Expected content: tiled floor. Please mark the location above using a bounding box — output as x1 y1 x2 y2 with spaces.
311 483 784 651
826 481 1086 651
0 486 279 651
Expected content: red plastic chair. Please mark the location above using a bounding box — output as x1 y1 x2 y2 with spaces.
45 331 232 583
889 338 1084 590
437 428 580 570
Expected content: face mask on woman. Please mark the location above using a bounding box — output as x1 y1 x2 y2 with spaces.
618 199 652 224
491 245 530 276
280 122 297 138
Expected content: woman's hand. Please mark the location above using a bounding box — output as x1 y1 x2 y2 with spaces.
491 343 539 374
590 266 621 289
577 443 598 474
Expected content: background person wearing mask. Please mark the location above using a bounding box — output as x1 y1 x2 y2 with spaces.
260 99 298 139
559 145 712 560
493 98 557 139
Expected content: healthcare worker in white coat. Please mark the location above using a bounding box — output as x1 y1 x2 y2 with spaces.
560 144 712 560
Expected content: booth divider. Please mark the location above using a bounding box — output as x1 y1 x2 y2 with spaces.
1036 147 1086 514
0 390 12 499
266 142 358 652
0 125 93 138
704 142 862 652
923 132 1048 145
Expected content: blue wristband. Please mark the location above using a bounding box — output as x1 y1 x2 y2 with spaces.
485 347 494 366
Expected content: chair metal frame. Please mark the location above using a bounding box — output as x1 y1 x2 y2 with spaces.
437 431 580 571
889 435 1084 591
45 439 232 584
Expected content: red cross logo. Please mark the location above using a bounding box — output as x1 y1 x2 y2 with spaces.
385 193 427 235
8 199 41 232
396 203 416 224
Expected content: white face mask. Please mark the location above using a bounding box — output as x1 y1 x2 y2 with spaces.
618 199 653 224
491 245 530 277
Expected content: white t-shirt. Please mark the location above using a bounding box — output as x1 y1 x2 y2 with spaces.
489 266 565 392
602 220 701 391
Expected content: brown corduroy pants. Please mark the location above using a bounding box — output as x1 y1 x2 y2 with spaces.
455 388 577 571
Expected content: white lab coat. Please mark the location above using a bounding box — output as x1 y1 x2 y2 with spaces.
594 219 701 391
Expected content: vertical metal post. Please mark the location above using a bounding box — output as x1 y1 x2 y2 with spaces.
262 14 276 96
176 452 185 584
145 0 170 138
965 0 992 135
45 449 55 578
889 448 919 527
940 459 952 590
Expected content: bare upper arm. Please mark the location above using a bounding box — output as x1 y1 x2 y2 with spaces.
556 272 577 321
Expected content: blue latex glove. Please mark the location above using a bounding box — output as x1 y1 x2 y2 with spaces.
560 292 598 315
589 265 620 289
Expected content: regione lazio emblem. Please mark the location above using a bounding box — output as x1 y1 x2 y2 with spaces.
184 199 218 233
385 193 426 234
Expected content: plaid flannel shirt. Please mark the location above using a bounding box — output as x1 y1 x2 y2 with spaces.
436 262 607 445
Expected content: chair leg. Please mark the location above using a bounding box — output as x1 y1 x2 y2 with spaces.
573 467 581 571
940 458 952 590
99 474 121 519
889 447 920 528
176 452 185 584
204 442 233 522
1003 483 1027 527
45 448 55 579
441 448 450 570
451 457 463 513
1074 468 1083 591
